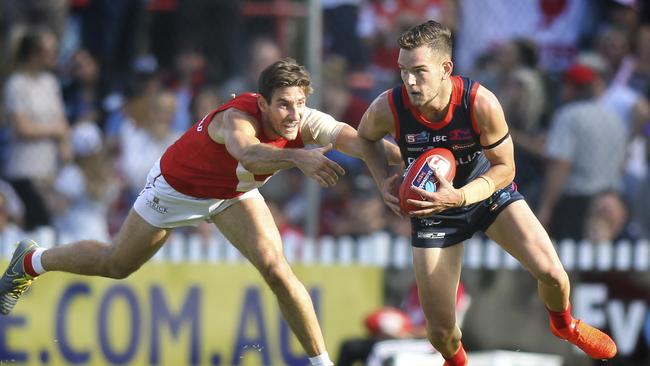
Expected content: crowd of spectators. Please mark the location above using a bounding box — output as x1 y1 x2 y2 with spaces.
0 0 649 249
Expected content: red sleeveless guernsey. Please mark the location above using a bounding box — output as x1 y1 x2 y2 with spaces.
159 93 305 199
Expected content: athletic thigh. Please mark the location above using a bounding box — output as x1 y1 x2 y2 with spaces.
211 197 284 269
485 200 563 277
412 244 464 329
110 209 172 268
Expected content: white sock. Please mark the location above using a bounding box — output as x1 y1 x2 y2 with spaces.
31 248 46 275
309 352 333 366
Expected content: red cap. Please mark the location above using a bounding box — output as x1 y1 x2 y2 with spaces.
564 64 596 86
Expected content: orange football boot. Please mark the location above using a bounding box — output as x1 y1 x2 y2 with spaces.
550 318 617 359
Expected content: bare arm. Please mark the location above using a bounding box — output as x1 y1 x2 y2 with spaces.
357 91 403 215
473 86 516 188
9 112 68 140
333 123 402 165
215 109 345 187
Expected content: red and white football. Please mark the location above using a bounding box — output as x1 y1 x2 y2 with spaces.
399 147 456 214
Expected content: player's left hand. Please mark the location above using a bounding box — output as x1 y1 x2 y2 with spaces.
406 169 462 217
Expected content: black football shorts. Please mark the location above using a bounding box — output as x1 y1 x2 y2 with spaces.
410 182 524 248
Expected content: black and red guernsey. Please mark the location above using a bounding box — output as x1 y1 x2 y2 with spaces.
389 75 491 212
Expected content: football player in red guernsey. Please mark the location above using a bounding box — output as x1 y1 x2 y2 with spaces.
357 20 617 366
0 58 400 366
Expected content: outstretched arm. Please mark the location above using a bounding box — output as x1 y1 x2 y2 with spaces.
333 124 402 165
217 109 345 187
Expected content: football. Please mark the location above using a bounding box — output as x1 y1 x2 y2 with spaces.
399 147 456 213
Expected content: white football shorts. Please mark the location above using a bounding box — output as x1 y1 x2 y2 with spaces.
133 160 263 228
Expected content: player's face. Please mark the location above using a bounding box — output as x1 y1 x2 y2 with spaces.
260 86 306 140
398 46 450 107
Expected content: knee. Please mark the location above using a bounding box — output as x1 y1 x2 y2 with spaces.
101 246 140 279
534 261 568 288
427 324 461 350
259 259 293 291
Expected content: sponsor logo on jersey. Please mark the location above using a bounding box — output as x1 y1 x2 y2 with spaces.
452 142 477 150
449 128 473 141
146 196 168 214
417 231 446 239
456 151 482 165
405 131 430 144
420 218 442 226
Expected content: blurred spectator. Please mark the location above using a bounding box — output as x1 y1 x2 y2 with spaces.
1 0 68 41
0 179 24 227
629 25 650 97
0 191 24 247
322 56 370 129
456 0 589 73
630 123 650 239
318 175 388 237
321 56 371 172
579 51 650 200
147 0 179 74
583 190 630 242
80 0 145 92
268 199 305 259
104 68 162 153
190 85 221 122
3 27 70 230
168 48 207 133
494 39 549 204
358 0 457 91
51 122 116 242
177 0 242 84
323 0 367 70
119 91 180 197
219 37 281 101
537 64 628 240
62 48 101 125
596 25 633 86
337 282 470 366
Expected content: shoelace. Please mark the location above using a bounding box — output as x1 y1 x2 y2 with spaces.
0 277 32 314
9 277 32 299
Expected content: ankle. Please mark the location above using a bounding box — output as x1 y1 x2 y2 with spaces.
308 352 333 366
23 248 47 277
443 343 467 366
547 304 573 329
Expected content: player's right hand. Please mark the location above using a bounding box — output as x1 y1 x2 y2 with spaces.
295 143 346 187
381 174 403 217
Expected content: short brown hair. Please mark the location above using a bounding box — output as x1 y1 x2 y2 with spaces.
258 57 313 102
398 20 452 57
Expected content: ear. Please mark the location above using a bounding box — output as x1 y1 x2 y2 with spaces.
442 59 454 80
257 94 269 113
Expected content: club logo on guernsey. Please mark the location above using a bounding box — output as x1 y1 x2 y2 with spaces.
449 128 473 141
405 131 430 144
146 196 168 214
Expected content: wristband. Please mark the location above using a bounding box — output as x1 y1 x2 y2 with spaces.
458 175 496 206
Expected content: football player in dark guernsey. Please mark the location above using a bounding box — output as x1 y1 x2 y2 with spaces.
357 20 617 365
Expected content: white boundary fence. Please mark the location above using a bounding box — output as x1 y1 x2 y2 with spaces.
1 227 648 271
